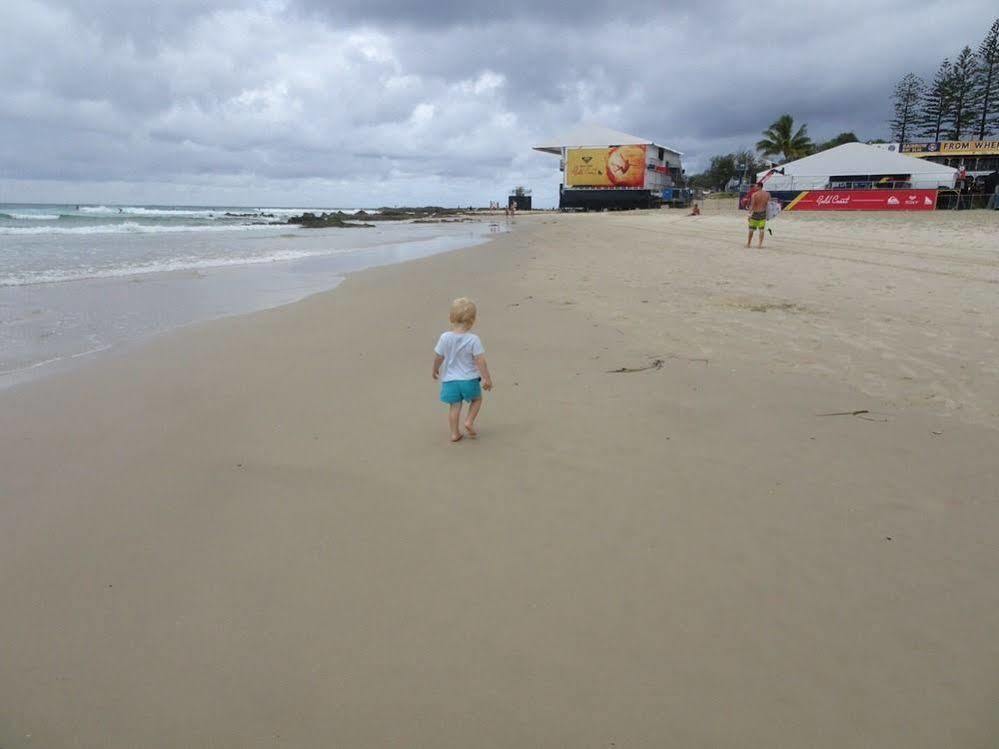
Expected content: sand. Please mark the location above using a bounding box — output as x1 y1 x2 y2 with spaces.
1 210 998 748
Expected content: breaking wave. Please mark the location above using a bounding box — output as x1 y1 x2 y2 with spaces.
72 205 368 218
0 221 284 236
78 205 236 218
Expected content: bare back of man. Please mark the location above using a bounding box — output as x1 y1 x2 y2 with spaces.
746 184 771 248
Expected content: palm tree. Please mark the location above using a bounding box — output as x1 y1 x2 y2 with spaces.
756 114 813 162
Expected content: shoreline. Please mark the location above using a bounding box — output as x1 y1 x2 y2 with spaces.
2 211 997 748
0 219 509 391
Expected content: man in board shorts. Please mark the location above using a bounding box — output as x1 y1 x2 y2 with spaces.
746 181 770 248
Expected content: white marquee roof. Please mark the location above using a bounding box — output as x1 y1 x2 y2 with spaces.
758 142 957 180
533 124 682 156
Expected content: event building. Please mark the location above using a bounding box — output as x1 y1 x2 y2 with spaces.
534 125 685 210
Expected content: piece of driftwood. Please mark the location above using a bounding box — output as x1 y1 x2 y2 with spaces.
607 359 665 373
607 353 709 374
816 409 889 422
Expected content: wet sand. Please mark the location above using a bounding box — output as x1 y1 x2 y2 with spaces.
1 210 997 748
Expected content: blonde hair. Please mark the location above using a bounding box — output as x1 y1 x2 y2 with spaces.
449 297 477 327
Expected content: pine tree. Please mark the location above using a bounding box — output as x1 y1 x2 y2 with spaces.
946 46 979 140
975 18 999 138
918 59 953 141
889 73 923 143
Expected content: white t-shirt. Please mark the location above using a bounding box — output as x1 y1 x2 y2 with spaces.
434 331 484 382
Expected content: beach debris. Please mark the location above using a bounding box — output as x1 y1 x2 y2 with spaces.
726 297 807 314
816 409 889 422
747 301 805 313
608 359 664 373
931 430 943 436
608 352 708 373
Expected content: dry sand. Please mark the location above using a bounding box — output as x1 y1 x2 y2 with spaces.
1 210 998 748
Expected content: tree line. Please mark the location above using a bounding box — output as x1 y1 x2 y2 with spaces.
689 117 856 190
891 17 998 142
690 16 998 191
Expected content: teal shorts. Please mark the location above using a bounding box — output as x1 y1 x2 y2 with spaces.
440 378 482 404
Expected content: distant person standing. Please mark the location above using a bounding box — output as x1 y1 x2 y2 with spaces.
746 181 770 248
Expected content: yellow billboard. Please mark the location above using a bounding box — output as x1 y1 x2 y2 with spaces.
566 145 647 187
902 140 999 157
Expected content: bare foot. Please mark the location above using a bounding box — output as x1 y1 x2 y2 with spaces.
450 433 463 443
464 421 477 438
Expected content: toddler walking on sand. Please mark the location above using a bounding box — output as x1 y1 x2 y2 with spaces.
432 297 492 442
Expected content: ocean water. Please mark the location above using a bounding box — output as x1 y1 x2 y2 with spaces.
0 203 505 387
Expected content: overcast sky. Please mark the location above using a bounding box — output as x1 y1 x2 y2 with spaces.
2 0 995 207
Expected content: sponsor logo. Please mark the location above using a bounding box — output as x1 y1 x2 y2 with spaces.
924 196 933 206
886 196 900 205
816 194 851 206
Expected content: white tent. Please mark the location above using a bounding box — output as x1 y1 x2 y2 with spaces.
758 143 957 190
533 124 682 157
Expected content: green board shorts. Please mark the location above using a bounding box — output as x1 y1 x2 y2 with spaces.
748 211 766 230
440 378 482 404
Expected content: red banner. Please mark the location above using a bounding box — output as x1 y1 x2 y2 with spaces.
785 189 938 211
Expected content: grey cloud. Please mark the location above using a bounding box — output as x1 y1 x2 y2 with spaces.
4 0 997 206
289 0 667 27
47 0 249 46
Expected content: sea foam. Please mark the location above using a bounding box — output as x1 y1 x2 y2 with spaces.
0 247 347 287
78 205 233 218
0 221 284 236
